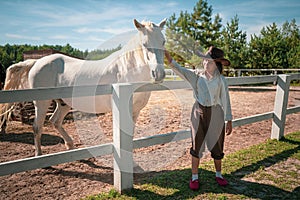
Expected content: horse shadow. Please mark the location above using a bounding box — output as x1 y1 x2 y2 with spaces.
0 132 64 146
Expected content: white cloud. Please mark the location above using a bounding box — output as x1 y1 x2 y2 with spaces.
97 30 136 50
24 3 149 28
165 1 179 7
86 36 106 42
5 33 41 41
16 1 174 29
75 27 133 34
49 35 79 40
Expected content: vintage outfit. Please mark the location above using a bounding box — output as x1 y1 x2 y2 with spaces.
169 60 232 159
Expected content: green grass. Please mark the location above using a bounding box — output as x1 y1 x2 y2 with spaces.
83 132 300 200
290 80 300 86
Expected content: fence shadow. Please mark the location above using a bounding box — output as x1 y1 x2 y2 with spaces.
43 162 114 185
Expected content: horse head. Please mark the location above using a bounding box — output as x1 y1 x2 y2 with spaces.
134 19 166 83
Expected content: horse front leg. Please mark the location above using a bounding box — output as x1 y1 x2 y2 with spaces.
50 100 74 150
33 100 51 156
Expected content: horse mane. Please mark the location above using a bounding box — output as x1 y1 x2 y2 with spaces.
141 20 155 27
104 20 159 77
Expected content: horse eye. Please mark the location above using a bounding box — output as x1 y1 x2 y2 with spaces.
162 41 165 46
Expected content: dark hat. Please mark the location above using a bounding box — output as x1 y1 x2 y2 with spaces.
196 46 231 66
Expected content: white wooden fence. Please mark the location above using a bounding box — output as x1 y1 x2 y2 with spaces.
165 68 300 79
229 68 300 77
0 74 300 192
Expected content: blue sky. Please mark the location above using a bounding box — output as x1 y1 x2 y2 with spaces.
0 0 299 51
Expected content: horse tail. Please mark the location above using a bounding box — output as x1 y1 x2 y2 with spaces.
0 59 37 133
3 59 37 90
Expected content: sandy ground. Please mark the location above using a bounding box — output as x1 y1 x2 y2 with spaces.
0 86 300 200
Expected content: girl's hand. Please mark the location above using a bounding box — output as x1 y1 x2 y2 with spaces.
226 120 232 135
164 50 173 64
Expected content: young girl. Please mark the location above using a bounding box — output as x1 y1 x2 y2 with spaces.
165 46 233 190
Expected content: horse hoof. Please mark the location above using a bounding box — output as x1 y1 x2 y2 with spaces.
66 144 76 150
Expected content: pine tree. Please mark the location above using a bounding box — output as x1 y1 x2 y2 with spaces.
220 15 248 72
191 0 222 47
165 0 222 68
248 23 290 70
282 19 300 69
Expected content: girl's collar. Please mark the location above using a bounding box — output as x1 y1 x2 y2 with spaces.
200 70 219 81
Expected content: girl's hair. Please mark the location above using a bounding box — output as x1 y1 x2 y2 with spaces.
216 62 223 74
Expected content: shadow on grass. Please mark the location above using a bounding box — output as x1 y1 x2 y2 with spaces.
232 137 300 178
125 169 299 199
121 136 300 199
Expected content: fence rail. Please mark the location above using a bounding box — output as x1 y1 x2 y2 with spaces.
165 68 300 79
0 73 300 192
228 68 300 77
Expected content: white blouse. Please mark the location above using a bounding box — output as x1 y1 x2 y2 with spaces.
170 60 233 121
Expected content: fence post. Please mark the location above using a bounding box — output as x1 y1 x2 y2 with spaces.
271 74 291 140
112 83 134 192
237 69 241 77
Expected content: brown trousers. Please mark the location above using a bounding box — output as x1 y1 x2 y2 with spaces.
190 101 225 160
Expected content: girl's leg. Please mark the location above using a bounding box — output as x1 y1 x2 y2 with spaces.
189 102 206 190
190 155 200 190
192 156 200 174
214 158 228 186
214 159 222 172
190 102 204 180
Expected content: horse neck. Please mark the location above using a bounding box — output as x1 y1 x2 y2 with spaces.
109 35 150 81
122 35 146 65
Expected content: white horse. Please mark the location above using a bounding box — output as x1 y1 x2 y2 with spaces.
2 19 166 156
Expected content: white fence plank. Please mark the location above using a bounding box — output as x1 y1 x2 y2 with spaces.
227 75 277 86
290 73 300 80
0 84 112 103
0 143 112 176
133 130 190 149
232 112 274 128
286 106 300 115
132 111 275 149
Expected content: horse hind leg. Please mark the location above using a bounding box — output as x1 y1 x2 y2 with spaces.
33 100 52 156
49 100 74 151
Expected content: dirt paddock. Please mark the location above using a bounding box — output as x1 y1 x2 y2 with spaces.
0 86 300 200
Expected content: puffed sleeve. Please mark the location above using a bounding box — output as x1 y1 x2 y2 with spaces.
220 75 232 121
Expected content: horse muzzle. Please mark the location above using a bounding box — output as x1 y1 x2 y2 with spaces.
151 68 165 83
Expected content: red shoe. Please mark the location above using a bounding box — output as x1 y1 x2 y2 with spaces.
215 177 228 186
189 179 199 190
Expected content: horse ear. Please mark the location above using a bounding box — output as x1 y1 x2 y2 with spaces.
134 19 145 29
158 18 167 29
